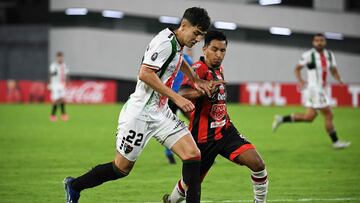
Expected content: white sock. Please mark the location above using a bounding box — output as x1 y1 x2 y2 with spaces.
251 169 268 203
168 179 186 203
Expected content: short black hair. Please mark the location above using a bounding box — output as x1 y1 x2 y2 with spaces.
56 51 64 57
204 30 227 47
182 7 211 32
314 33 325 38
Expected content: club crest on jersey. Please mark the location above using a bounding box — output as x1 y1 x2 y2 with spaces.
151 52 158 61
124 144 133 154
210 104 226 121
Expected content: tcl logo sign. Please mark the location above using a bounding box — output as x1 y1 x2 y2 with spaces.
240 82 360 107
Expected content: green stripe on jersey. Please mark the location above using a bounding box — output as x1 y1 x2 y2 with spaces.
145 37 177 106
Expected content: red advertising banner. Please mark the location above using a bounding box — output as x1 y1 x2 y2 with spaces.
0 80 117 104
239 82 360 107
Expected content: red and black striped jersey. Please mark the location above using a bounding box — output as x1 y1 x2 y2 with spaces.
181 57 231 143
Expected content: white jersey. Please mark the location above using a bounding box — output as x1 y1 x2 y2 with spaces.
49 62 69 89
298 48 337 88
121 28 184 120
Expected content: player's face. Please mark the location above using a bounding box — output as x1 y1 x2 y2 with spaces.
203 39 227 68
57 56 64 64
179 21 206 48
313 36 326 51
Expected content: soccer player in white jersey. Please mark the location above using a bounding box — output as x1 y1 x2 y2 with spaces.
272 33 351 149
64 7 222 203
49 51 69 121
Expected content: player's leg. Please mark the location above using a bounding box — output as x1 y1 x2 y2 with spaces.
272 107 317 131
164 100 178 164
64 152 133 203
165 142 217 203
64 116 149 203
170 134 201 203
221 125 268 203
50 89 59 121
319 107 350 149
233 149 268 203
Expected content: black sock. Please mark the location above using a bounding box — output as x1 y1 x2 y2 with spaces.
329 130 339 143
282 115 293 122
60 102 66 114
51 104 57 116
182 158 201 203
71 162 128 192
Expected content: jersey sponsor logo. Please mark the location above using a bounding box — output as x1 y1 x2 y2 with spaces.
210 119 226 128
151 52 158 61
210 103 226 121
192 63 201 69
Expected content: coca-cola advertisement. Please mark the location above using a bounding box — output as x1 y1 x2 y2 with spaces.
0 80 117 104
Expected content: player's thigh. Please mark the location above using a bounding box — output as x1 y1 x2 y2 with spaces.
219 125 257 164
170 134 200 160
151 108 199 160
318 106 333 119
304 107 318 120
116 117 151 162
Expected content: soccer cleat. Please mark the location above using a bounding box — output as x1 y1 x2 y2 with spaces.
61 114 69 121
162 194 170 203
50 115 57 122
64 177 80 203
333 140 351 149
272 115 283 132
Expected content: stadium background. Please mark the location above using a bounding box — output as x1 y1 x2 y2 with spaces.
1 0 359 106
1 1 360 203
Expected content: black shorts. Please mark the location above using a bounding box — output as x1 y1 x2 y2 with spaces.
197 124 255 179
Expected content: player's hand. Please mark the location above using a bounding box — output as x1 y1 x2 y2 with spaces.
298 80 307 89
172 95 195 113
194 79 225 97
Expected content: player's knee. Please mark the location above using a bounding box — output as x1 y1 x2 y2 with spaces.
113 158 134 174
181 147 201 161
250 158 265 172
304 114 316 122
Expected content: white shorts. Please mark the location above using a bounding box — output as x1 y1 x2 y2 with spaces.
303 87 330 109
50 86 66 102
115 106 190 161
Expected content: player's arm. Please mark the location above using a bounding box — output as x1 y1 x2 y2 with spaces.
330 66 344 84
180 61 223 97
179 86 205 100
295 52 308 89
329 53 344 84
295 64 305 84
138 66 194 112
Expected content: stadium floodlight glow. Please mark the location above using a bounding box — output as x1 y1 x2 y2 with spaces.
214 21 237 30
102 10 124 19
259 0 282 6
159 16 180 24
324 32 344 40
269 27 292 36
65 8 88 15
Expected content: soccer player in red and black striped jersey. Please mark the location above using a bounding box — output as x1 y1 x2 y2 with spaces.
163 31 268 203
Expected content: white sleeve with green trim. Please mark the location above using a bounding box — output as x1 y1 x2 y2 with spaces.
142 40 172 71
298 51 311 66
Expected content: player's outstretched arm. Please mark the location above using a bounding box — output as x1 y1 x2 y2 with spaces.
139 65 195 112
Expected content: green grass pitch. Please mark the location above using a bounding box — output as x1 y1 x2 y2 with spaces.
0 104 359 203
